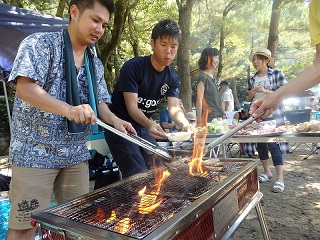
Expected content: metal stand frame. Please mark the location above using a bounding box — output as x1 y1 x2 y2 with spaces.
221 192 270 240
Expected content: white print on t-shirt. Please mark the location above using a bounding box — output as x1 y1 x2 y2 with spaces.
252 75 270 101
161 83 169 95
138 97 163 108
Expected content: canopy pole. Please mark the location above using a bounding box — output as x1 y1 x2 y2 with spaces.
0 72 12 135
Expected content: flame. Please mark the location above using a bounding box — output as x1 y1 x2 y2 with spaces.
156 170 170 192
137 168 170 214
114 217 131 234
106 210 116 223
88 207 107 224
189 109 209 175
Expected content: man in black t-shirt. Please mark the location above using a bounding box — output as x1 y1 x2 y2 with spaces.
105 19 193 178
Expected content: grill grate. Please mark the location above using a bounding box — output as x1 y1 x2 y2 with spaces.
43 159 247 239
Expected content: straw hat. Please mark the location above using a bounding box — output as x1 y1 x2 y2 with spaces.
249 47 275 68
186 111 196 121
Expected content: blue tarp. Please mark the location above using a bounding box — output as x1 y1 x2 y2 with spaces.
0 3 68 71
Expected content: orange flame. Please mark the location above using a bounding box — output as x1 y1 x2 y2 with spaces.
189 109 209 175
106 210 116 223
114 217 131 234
137 169 170 214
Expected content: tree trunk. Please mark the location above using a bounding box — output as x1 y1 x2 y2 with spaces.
217 15 225 79
268 0 282 58
230 79 240 110
56 0 68 18
98 0 139 91
128 12 139 57
176 0 196 112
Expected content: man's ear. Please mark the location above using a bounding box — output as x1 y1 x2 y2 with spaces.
69 4 80 20
150 39 155 51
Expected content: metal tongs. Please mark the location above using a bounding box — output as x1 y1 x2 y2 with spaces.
96 119 173 162
203 111 265 155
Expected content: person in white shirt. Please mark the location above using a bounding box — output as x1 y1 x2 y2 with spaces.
220 80 235 121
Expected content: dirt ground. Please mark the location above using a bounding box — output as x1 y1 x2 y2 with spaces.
231 146 320 240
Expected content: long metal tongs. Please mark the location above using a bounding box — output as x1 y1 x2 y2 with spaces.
96 119 173 162
203 111 265 155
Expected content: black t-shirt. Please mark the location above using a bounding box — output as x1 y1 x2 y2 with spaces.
109 56 180 128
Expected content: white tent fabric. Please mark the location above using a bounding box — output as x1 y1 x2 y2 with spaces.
0 3 68 71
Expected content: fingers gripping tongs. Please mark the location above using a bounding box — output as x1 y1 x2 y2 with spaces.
96 119 173 162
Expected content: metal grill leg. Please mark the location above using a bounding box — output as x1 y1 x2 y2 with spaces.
255 202 270 240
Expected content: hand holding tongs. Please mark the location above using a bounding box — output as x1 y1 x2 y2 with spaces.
96 119 173 162
203 111 265 155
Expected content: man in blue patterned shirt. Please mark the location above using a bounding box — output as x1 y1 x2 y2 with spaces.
5 1 136 239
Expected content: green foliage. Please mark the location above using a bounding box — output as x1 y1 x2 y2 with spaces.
117 0 179 64
4 0 316 104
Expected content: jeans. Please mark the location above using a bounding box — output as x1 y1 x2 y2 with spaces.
256 142 283 166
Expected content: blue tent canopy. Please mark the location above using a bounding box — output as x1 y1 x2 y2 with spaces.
0 3 68 132
0 3 68 71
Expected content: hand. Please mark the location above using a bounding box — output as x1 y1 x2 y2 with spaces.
112 118 137 135
255 86 265 93
147 121 167 139
251 96 275 119
249 89 256 95
181 124 195 133
65 104 96 124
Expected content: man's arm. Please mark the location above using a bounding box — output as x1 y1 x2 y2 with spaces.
167 97 190 130
123 92 166 139
16 77 94 125
97 102 136 134
224 101 230 112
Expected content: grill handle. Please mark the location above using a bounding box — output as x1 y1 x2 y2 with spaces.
203 111 265 154
96 119 173 162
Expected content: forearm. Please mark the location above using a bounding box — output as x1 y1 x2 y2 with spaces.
97 103 120 125
128 106 153 129
224 102 230 112
16 78 70 117
272 58 320 102
247 92 254 102
169 107 189 128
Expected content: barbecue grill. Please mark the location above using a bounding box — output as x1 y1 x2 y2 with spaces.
32 158 269 240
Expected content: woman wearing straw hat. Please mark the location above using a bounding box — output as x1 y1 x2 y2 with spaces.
247 47 289 193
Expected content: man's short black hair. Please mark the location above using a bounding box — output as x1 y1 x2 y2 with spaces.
69 0 115 19
219 80 229 87
151 19 181 43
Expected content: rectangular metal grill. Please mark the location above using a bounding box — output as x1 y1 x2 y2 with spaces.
32 158 264 240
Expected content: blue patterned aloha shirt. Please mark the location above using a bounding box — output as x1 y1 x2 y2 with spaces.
8 31 110 168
